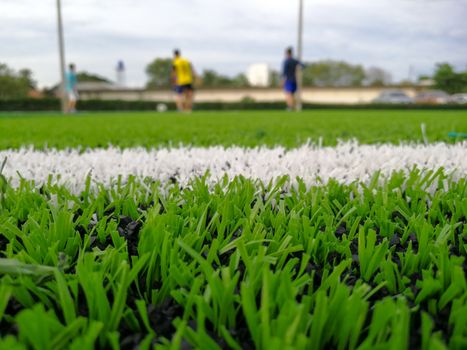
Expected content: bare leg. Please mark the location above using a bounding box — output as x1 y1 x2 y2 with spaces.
185 89 194 112
67 100 74 113
175 94 184 111
182 91 188 111
285 93 295 110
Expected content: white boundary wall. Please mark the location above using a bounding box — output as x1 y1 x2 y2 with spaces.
79 87 421 104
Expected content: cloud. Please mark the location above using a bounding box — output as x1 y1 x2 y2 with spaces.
1 0 465 87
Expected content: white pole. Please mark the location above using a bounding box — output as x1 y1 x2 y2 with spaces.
56 0 67 113
296 0 304 111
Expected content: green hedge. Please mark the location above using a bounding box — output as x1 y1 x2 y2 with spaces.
0 98 61 111
0 98 466 111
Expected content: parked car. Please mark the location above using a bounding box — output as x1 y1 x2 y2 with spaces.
372 90 413 104
414 90 450 104
449 93 467 104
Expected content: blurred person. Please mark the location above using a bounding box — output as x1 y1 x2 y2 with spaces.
281 47 303 111
65 63 78 113
171 49 195 112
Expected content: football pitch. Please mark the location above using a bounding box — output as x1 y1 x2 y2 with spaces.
1 109 466 149
0 109 466 349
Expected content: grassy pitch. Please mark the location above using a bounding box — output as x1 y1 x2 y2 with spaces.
0 110 466 349
0 110 466 149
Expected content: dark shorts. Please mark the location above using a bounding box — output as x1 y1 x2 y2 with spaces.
175 84 194 94
284 80 297 94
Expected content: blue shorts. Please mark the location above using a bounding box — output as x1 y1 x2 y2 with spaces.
175 84 193 94
284 80 297 94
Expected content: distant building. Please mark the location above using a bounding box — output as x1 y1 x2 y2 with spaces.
27 89 44 98
77 81 118 91
246 64 271 87
417 78 435 87
116 60 126 86
50 80 118 98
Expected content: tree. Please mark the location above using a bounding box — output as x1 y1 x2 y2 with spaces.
0 63 36 99
269 70 281 87
146 58 173 88
201 69 222 87
201 70 230 87
417 74 431 82
302 66 314 86
18 69 37 89
433 63 467 94
200 70 249 87
365 67 392 86
302 60 366 87
231 73 250 88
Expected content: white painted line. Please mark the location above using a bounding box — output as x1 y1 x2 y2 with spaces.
1 142 465 191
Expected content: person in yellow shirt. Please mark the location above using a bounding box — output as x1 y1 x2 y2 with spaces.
171 49 195 112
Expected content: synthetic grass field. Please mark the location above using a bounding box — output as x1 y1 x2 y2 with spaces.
1 110 466 149
0 110 466 349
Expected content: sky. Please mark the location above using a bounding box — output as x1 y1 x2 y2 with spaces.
1 0 466 88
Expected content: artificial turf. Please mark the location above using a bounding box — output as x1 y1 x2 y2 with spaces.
0 109 466 349
0 110 466 149
0 171 466 349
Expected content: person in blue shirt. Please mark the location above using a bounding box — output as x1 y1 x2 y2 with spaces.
65 63 78 113
282 47 303 111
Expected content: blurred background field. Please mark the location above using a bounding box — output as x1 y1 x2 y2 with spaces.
1 110 466 149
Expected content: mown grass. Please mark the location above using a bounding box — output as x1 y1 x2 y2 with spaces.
0 170 466 349
0 110 466 149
